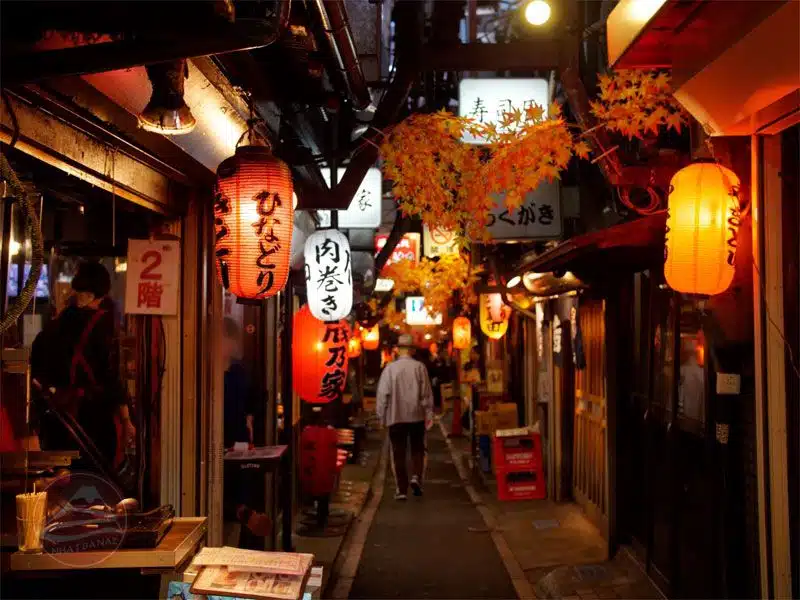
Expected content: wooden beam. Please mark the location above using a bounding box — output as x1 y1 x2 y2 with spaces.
1 22 282 84
1 90 184 214
423 40 564 72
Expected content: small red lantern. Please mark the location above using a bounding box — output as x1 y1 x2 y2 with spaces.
293 305 350 403
361 324 380 350
347 335 362 358
214 146 294 299
453 316 471 350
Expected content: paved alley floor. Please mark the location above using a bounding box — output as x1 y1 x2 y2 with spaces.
348 427 519 599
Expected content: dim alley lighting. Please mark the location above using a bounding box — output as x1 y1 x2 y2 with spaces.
506 275 521 289
424 333 432 341
524 0 551 26
8 239 21 257
115 259 127 273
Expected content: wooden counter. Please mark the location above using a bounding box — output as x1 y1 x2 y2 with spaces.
10 517 207 572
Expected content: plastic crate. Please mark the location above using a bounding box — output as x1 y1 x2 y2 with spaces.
496 466 546 501
492 432 542 471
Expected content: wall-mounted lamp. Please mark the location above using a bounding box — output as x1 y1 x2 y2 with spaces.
524 0 552 26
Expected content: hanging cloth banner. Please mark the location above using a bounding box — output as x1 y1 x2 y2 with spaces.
552 314 563 367
570 304 586 370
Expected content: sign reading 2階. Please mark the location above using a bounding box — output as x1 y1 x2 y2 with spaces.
124 239 180 315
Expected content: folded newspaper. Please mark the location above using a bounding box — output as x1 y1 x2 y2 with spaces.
192 547 313 576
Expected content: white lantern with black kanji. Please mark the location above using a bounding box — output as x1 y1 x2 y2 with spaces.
304 229 353 321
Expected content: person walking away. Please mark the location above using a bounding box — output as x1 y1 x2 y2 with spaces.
31 262 134 470
376 334 434 500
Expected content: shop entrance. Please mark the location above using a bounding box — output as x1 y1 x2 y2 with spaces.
571 298 607 536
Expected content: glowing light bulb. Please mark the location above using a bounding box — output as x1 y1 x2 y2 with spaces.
9 239 21 257
525 0 551 26
506 275 521 289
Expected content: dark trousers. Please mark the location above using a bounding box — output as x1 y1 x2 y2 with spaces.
389 421 426 494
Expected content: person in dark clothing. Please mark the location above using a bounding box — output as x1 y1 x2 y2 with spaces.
222 318 254 448
31 262 133 465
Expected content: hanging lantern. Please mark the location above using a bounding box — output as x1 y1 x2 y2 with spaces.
347 335 362 358
214 146 294 299
665 163 741 296
453 317 471 350
304 229 353 321
487 292 509 322
361 324 380 350
292 305 350 403
480 294 510 340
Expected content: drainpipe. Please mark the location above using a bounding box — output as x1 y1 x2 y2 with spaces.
311 0 373 111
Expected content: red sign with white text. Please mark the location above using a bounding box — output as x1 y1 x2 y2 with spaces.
375 233 420 266
124 239 180 315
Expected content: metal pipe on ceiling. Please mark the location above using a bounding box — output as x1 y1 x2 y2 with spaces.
310 0 373 111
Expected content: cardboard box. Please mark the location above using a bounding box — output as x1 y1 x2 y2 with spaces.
490 403 519 431
475 411 495 437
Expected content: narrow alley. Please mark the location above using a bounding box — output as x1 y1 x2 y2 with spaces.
330 423 664 600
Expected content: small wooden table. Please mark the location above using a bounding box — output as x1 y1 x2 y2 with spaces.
8 517 207 599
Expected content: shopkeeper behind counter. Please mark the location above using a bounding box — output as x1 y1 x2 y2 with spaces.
30 261 134 468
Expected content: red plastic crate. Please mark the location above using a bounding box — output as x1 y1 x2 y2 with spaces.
492 433 542 471
496 466 546 501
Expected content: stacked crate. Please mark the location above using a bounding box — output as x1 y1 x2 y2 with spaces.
492 429 545 501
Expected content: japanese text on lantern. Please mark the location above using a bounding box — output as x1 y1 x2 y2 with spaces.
320 324 348 400
124 239 180 315
305 230 353 321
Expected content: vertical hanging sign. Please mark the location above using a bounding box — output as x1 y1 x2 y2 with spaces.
304 229 353 321
570 304 586 369
124 239 180 315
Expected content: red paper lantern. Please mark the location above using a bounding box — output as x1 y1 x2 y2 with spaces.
453 316 471 350
214 146 294 299
361 324 380 350
347 335 362 358
293 305 350 403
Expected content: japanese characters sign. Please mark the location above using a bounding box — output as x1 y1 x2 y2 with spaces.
482 181 562 241
423 225 459 257
305 229 353 321
459 78 549 144
292 305 351 404
317 168 382 229
375 233 421 265
405 296 443 326
124 239 180 315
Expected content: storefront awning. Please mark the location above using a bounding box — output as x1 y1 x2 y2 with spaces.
516 213 667 281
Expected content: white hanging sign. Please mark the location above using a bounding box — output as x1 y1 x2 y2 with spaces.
304 229 353 321
405 296 443 326
317 168 382 229
124 239 180 315
459 78 550 144
482 181 563 241
423 224 459 257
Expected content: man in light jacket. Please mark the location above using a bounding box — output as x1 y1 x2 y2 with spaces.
377 334 434 500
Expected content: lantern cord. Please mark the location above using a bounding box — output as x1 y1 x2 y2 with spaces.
615 185 662 216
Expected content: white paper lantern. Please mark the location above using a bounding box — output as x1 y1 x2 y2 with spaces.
304 229 353 321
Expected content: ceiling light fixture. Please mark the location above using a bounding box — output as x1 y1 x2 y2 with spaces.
506 275 521 289
139 60 197 135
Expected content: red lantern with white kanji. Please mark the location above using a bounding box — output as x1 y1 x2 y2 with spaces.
214 146 294 299
293 305 350 403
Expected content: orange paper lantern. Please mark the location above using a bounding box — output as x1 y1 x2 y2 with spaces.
480 294 510 340
361 324 380 350
453 317 471 350
293 305 350 403
214 146 294 299
664 163 740 296
347 335 362 358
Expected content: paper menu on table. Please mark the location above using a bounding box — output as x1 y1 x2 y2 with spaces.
192 547 313 576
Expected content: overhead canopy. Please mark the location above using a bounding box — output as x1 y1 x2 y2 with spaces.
516 213 667 282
